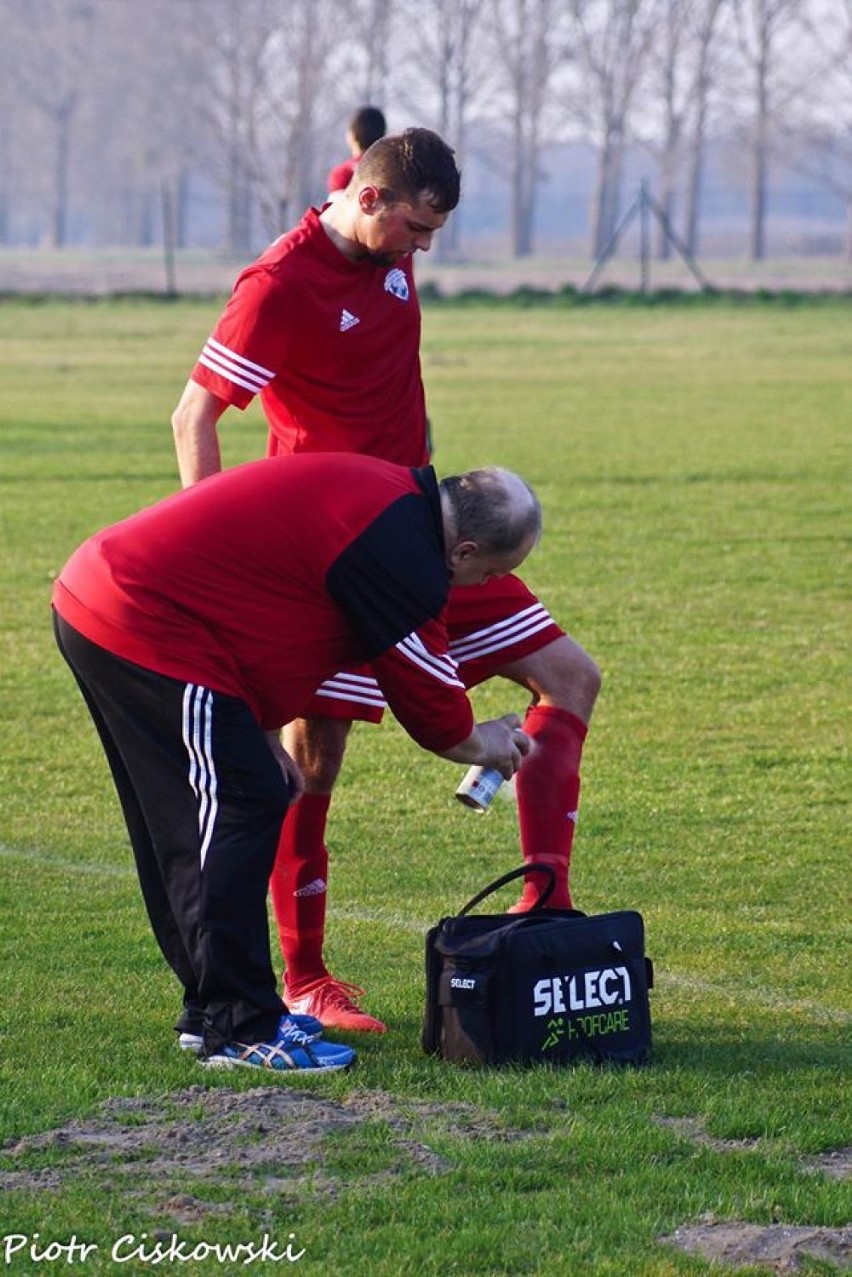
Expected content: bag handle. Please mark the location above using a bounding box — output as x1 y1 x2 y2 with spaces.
457 863 556 916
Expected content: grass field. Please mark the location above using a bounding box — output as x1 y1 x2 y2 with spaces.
0 295 849 1275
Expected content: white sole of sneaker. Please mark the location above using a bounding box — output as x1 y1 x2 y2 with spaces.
201 1055 353 1073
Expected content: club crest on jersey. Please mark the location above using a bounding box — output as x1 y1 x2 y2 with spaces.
384 268 409 301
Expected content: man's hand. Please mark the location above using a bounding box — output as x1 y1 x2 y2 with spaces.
265 730 306 803
439 713 531 779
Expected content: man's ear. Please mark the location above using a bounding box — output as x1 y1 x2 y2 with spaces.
358 185 383 214
447 539 479 569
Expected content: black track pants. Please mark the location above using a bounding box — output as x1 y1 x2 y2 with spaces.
54 613 289 1052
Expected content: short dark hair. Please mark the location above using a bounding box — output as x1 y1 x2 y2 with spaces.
440 467 541 554
355 128 461 213
349 105 386 151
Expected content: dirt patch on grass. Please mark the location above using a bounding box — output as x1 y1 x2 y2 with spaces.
656 1117 851 1272
654 1116 851 1180
0 1086 526 1218
801 1147 852 1181
663 1222 852 1272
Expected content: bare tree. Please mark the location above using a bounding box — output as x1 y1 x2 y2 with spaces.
248 3 363 239
274 3 325 231
769 0 852 258
682 0 727 255
0 2 20 243
568 0 660 259
78 1 194 249
652 0 690 257
194 0 282 253
3 0 103 246
732 0 806 259
349 0 392 102
640 0 726 258
392 0 492 257
490 0 569 257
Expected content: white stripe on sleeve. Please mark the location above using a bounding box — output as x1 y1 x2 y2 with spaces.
197 337 275 394
394 633 465 688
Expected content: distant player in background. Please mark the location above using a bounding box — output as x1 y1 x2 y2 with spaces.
326 104 387 196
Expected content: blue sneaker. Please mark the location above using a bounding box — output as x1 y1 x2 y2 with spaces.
203 1020 355 1073
178 1012 324 1055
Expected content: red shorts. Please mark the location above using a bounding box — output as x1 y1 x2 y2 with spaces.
306 575 564 723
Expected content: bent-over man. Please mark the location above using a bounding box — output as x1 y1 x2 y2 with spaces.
53 458 537 1073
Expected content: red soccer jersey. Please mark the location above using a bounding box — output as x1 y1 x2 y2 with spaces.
327 157 357 192
52 455 472 750
191 209 428 465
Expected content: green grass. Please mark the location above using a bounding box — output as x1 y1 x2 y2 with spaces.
0 295 849 1275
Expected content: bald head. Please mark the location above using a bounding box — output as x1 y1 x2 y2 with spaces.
440 466 541 555
438 467 541 587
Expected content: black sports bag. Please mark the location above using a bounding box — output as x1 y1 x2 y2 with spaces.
422 864 653 1067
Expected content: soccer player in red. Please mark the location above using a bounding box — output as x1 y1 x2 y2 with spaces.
327 105 387 197
171 128 601 1034
53 457 537 1070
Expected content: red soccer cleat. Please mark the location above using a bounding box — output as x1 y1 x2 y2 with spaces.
284 975 388 1035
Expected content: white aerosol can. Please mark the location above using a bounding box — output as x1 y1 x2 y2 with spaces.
455 765 504 813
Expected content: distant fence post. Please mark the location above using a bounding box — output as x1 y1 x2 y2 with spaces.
583 180 713 294
640 178 650 294
161 179 177 298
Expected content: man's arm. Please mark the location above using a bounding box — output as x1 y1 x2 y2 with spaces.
171 380 229 487
370 633 530 779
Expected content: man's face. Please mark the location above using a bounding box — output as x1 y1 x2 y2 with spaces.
357 189 449 264
448 530 538 588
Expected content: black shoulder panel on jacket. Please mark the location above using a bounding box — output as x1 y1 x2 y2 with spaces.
325 492 449 660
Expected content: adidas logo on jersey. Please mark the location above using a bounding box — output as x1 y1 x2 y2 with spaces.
339 309 360 331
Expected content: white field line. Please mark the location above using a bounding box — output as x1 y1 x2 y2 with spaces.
2 842 849 1025
0 841 133 878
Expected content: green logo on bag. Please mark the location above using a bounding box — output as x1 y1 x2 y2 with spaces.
541 1018 565 1051
540 1008 632 1051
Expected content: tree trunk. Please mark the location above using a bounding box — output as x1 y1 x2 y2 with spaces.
682 0 722 259
749 101 768 260
0 127 9 245
175 167 190 250
748 4 770 262
684 89 708 257
227 152 252 255
363 0 390 101
51 97 74 248
592 132 623 259
511 115 536 257
657 148 676 261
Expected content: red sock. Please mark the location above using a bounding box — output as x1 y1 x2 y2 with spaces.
269 793 331 995
513 705 588 911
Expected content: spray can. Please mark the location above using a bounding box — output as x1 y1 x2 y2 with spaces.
455 765 504 813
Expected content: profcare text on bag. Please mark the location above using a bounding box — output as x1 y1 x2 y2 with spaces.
423 865 653 1067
